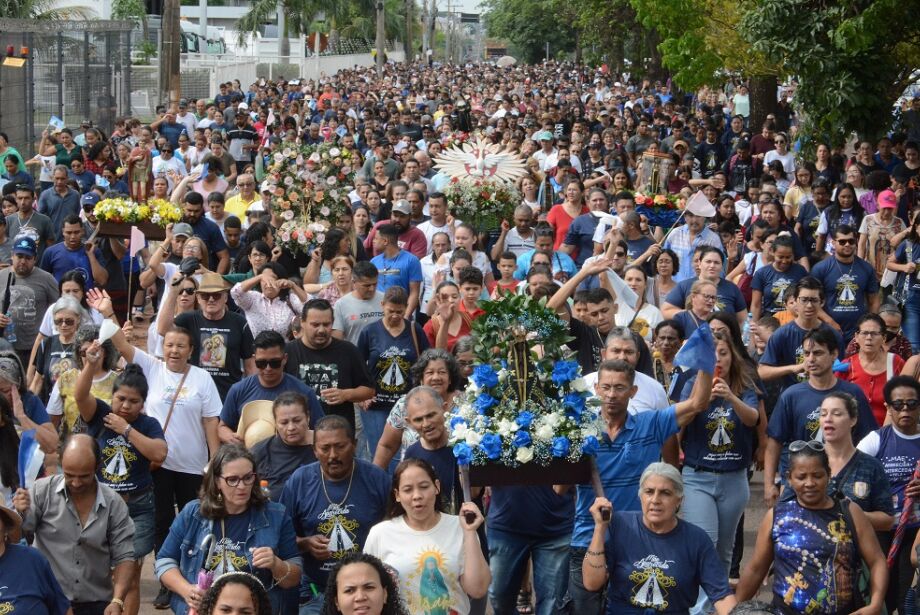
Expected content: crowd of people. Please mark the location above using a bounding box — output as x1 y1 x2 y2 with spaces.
1 58 920 615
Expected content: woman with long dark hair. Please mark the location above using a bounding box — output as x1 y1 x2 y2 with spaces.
816 182 865 254
199 572 273 615
320 552 410 615
303 228 351 286
364 458 490 615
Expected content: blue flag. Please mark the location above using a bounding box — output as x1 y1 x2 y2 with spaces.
674 322 716 375
18 429 44 489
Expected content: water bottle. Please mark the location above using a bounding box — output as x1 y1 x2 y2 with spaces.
260 479 271 500
741 312 753 349
5 313 16 344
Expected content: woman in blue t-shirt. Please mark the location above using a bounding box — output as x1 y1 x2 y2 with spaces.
679 330 759 610
75 342 169 615
583 462 737 614
736 441 887 614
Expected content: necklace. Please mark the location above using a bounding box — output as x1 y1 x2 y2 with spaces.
18 211 34 229
320 463 356 507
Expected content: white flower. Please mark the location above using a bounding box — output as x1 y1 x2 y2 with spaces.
273 153 284 163
467 380 480 394
284 176 294 186
581 424 600 438
329 147 341 157
320 206 331 217
326 176 337 186
515 446 534 464
497 368 509 382
497 419 518 437
545 412 563 429
536 424 555 442
309 152 321 163
342 165 352 174
316 233 325 243
283 210 294 220
571 377 589 393
465 430 482 447
330 190 339 199
297 234 308 244
283 148 293 158
281 232 291 242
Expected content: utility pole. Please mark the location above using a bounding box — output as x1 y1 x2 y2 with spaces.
404 0 413 63
375 0 385 76
444 0 453 63
160 0 181 107
198 0 207 44
278 5 289 58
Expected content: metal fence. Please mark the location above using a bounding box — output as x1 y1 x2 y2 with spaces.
0 19 133 158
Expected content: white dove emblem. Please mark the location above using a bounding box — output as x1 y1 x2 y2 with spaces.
433 137 528 183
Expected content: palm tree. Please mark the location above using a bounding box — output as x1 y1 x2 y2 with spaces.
0 0 91 19
236 0 319 57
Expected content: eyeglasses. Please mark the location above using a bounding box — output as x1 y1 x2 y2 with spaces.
198 292 224 301
789 440 824 452
857 329 883 338
255 358 283 369
178 287 196 296
696 293 717 302
835 238 856 245
237 182 254 187
220 473 256 487
614 252 626 258
457 359 475 367
889 399 920 412
54 317 76 326
797 297 822 304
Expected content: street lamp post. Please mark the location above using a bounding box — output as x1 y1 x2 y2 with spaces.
375 0 385 76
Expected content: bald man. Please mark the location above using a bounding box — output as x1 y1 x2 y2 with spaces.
14 434 135 615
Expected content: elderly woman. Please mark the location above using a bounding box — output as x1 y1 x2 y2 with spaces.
736 441 887 614
47 324 119 438
372 349 462 470
0 501 70 614
30 295 89 401
231 262 307 337
583 463 737 614
156 444 302 615
840 314 905 425
672 280 718 338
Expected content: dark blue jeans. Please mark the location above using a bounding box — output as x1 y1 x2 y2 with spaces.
487 527 569 615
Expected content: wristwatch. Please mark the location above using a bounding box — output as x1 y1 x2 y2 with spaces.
110 598 125 610
123 425 133 439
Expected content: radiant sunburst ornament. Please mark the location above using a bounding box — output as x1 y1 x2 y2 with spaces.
433 137 528 182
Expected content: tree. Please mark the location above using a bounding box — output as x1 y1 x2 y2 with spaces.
627 0 780 126
112 0 148 44
0 0 91 18
742 0 920 149
236 0 318 56
481 0 576 64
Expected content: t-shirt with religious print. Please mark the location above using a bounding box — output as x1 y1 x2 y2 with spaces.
0 543 71 615
365 514 474 615
751 263 808 315
758 321 845 388
207 510 254 576
679 376 758 472
284 338 374 431
810 256 879 341
33 336 76 399
175 310 255 400
357 319 429 413
280 459 391 592
603 511 731 614
86 399 165 493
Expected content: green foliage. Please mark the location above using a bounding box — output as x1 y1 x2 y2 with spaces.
628 0 776 90
471 293 573 369
111 0 145 21
0 0 91 19
482 0 576 64
741 0 920 147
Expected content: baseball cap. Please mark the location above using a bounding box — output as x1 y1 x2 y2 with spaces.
81 192 101 209
877 189 897 209
673 140 690 150
238 102 249 111
536 130 554 142
260 180 274 193
172 223 194 238
391 200 412 215
12 236 37 257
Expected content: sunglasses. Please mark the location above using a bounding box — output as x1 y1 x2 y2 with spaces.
198 292 224 301
54 317 77 326
789 440 824 452
889 399 920 412
178 287 196 296
835 238 856 245
774 140 786 145
255 358 283 369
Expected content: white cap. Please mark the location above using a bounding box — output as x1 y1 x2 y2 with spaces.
238 102 249 110
260 180 274 193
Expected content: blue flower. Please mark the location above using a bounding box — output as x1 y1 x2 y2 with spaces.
449 416 468 430
515 411 535 429
564 392 586 413
474 393 498 414
453 442 472 466
581 435 600 456
552 436 571 458
472 364 499 388
552 361 580 386
480 433 503 460
512 430 532 448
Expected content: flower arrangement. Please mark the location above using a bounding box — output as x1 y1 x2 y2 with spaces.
275 219 328 255
448 293 600 469
633 191 684 229
93 197 181 226
444 177 521 232
265 143 354 227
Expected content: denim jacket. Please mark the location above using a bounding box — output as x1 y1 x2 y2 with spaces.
154 499 302 615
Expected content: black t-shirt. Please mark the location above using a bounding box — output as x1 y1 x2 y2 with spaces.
174 310 254 400
566 317 602 374
33 336 75 400
251 434 316 501
283 338 374 430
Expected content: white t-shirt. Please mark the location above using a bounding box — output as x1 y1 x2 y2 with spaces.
592 214 623 246
133 348 222 475
33 155 57 183
585 369 669 415
416 220 453 253
615 303 664 342
365 514 473 615
764 149 796 175
503 228 536 257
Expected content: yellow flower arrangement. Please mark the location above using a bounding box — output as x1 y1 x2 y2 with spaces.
93 197 182 227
